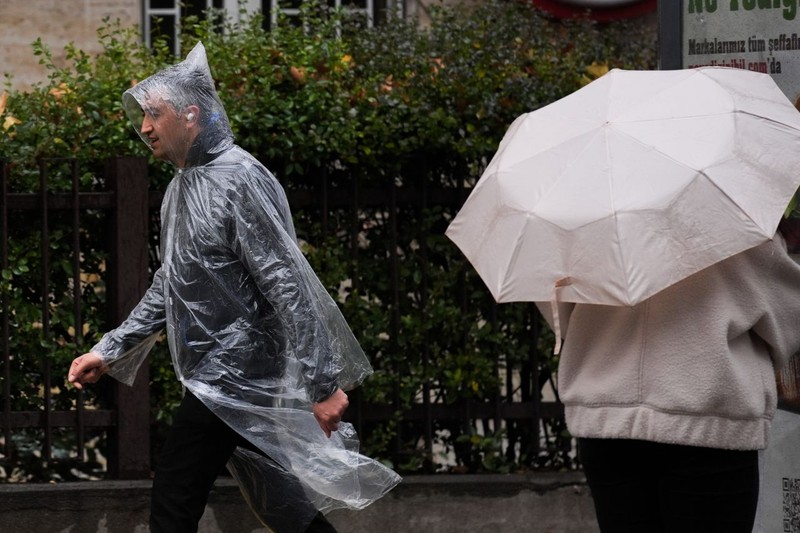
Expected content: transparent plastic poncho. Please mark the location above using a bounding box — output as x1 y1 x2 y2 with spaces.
92 42 400 531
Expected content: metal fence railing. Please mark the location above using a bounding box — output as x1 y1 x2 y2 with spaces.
2 156 572 479
1 157 151 479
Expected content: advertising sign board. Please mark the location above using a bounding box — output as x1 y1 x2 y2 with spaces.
660 1 800 102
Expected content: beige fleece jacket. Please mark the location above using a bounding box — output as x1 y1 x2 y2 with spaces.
543 236 800 450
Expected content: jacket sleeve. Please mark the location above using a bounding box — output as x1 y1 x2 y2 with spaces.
746 235 800 370
227 186 340 403
90 267 167 386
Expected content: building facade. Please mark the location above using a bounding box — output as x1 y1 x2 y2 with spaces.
1 0 656 91
3 0 420 91
3 0 139 90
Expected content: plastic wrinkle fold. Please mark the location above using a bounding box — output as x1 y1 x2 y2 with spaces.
92 42 400 530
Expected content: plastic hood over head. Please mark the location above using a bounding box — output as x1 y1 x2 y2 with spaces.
94 42 400 531
122 42 234 167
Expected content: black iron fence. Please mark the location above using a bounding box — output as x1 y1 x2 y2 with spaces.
1 157 151 479
1 156 570 480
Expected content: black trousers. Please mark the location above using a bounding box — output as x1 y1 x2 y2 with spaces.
149 391 337 533
578 438 760 533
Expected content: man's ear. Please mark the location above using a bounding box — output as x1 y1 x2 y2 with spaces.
185 105 200 125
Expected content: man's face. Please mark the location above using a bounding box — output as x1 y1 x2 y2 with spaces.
140 100 193 167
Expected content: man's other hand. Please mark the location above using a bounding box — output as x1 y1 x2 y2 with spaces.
313 388 349 438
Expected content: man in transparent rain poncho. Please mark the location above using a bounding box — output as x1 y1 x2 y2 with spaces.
67 42 400 533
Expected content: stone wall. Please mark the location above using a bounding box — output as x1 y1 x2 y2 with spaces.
1 0 139 90
0 472 600 533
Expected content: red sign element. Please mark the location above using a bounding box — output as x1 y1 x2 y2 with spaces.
531 0 657 21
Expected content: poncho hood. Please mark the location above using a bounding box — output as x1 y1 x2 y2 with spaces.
122 42 234 167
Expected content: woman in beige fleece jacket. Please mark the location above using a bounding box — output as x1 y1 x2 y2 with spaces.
545 234 800 532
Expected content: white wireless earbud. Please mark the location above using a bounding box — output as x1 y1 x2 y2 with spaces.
186 112 196 121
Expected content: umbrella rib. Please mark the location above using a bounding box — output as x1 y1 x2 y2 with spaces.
497 214 531 301
698 167 772 236
612 111 800 130
500 128 608 222
602 125 634 305
738 109 800 134
606 115 783 237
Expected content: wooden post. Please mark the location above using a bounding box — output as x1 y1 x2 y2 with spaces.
657 1 682 70
106 157 151 479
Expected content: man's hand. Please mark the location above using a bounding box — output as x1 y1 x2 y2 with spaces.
313 388 349 438
67 352 108 390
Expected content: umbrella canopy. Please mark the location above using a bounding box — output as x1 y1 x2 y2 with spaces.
446 67 800 307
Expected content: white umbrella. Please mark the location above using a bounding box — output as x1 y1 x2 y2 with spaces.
446 67 800 311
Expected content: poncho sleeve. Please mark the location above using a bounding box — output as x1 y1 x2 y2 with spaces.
90 267 167 386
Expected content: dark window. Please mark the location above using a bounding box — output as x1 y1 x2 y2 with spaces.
146 1 386 51
150 14 177 52
185 1 206 19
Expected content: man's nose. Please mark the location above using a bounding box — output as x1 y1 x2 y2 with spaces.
140 116 153 133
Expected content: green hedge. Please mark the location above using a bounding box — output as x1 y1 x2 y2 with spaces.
0 1 656 480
